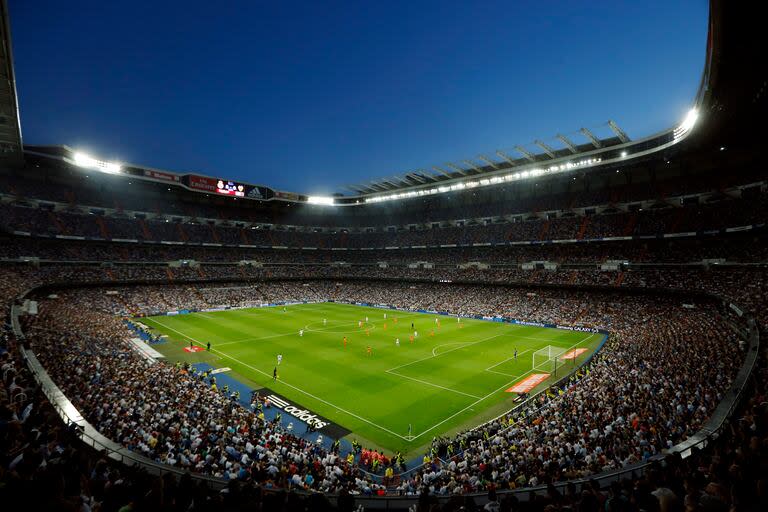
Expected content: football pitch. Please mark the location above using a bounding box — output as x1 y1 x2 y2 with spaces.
141 302 605 454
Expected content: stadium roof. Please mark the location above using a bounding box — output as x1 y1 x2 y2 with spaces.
343 122 630 195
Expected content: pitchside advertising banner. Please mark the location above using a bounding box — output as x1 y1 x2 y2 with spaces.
260 387 351 439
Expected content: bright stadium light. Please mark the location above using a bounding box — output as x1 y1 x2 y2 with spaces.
307 196 335 206
73 151 123 174
680 108 699 132
673 108 699 142
363 156 602 203
73 152 97 168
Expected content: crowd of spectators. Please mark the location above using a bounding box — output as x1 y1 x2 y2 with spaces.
0 235 765 510
4 275 752 501
3 234 768 264
1 186 765 248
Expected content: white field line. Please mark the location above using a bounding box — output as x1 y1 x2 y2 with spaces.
385 370 482 399
387 332 509 372
146 315 599 443
411 332 600 440
432 342 471 356
215 321 377 347
215 331 298 347
485 369 521 378
429 335 562 358
484 349 532 372
144 317 412 441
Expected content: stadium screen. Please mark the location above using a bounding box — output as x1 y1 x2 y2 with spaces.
216 180 246 197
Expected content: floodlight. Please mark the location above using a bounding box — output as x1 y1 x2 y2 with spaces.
680 108 699 132
73 151 122 174
74 152 97 168
307 196 335 205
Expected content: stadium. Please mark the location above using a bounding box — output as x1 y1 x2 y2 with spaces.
0 1 766 510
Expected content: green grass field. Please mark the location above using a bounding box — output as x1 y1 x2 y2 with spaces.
141 302 604 455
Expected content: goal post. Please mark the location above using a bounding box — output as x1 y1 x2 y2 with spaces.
532 345 567 375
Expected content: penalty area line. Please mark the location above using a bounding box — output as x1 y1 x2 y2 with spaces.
385 369 482 399
484 349 531 372
410 332 600 440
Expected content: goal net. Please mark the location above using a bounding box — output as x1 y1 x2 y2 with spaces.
532 345 567 373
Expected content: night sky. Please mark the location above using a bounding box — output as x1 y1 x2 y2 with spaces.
10 1 707 194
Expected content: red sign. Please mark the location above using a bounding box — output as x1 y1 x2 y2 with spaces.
184 346 205 353
506 373 550 393
561 348 587 360
187 175 246 197
187 175 219 193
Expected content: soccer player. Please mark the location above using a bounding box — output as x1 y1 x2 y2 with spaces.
367 345 372 356
323 318 327 326
299 329 304 337
384 313 387 319
206 341 211 351
343 336 347 348
414 330 418 338
358 320 362 328
277 354 283 365
411 322 414 330
365 316 369 322
514 348 518 361
409 334 414 344
273 367 278 381
395 338 400 347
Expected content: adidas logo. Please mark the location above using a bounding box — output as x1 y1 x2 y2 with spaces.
266 395 329 429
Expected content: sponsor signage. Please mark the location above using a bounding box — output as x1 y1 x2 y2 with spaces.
185 176 272 199
561 348 588 360
506 373 550 393
144 169 181 182
186 174 219 193
273 190 301 201
261 388 350 438
556 325 599 333
246 185 273 200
